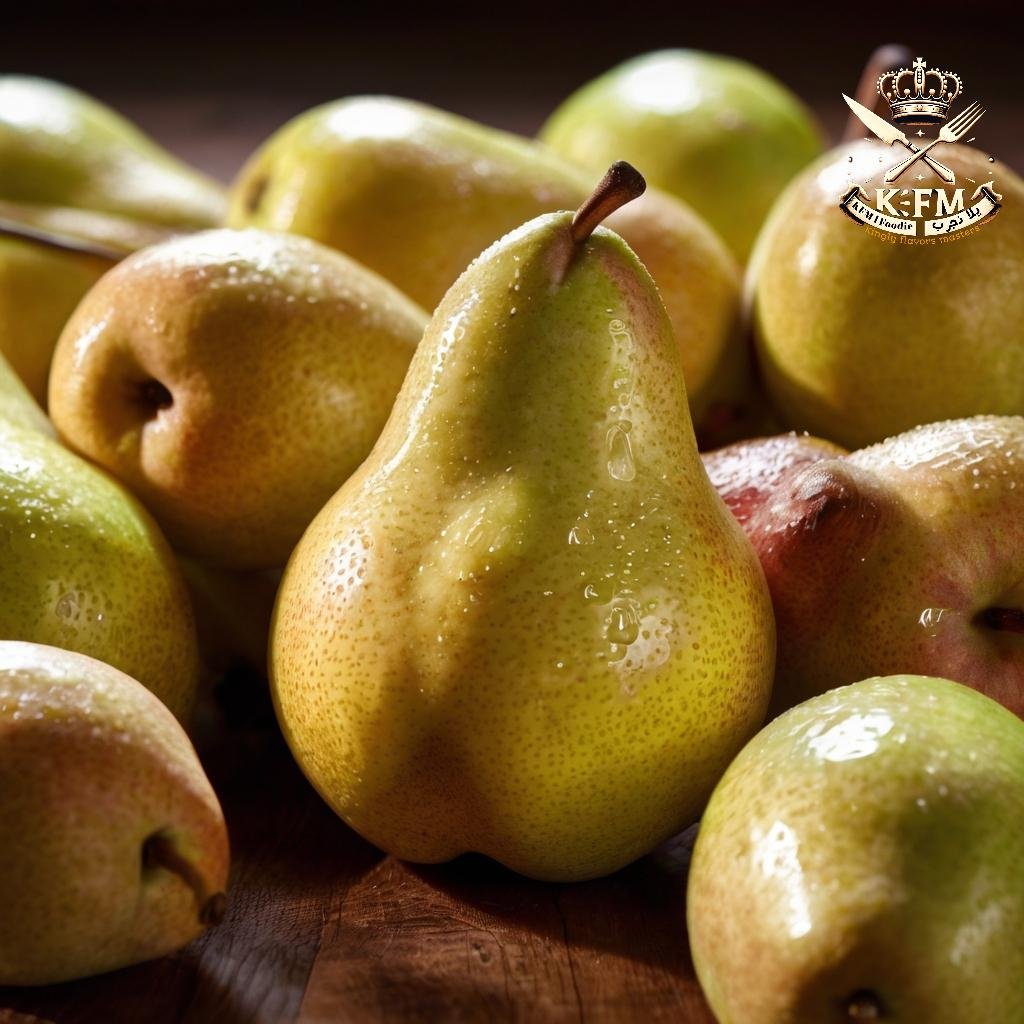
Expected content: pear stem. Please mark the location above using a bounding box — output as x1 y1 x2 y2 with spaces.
570 161 646 244
842 43 914 141
983 608 1024 635
0 217 125 262
143 831 227 927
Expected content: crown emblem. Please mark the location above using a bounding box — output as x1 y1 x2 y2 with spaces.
877 57 963 125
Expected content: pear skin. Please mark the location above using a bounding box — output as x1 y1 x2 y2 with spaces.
540 49 823 261
0 76 225 230
0 348 53 436
0 641 228 985
750 142 1024 448
270 168 775 881
0 418 198 721
739 417 1024 718
702 432 847 526
49 229 428 570
688 675 1024 1023
226 96 744 425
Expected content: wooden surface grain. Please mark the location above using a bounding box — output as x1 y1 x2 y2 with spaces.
0 682 715 1024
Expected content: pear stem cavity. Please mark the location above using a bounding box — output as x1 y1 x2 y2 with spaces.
142 831 227 928
570 161 646 244
843 989 885 1020
0 217 125 262
982 607 1024 635
842 43 913 141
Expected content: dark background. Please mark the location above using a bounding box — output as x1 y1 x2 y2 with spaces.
3 3 1020 183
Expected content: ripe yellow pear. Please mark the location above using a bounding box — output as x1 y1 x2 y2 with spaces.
689 675 1024 1023
226 96 748 433
0 641 229 985
49 229 428 570
0 418 198 720
750 141 1024 447
271 166 775 881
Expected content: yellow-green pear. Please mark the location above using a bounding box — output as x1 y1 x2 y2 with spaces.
688 675 1024 1023
750 141 1024 448
0 76 225 229
0 348 52 435
0 418 198 720
226 96 745 430
0 641 229 986
271 165 775 881
540 50 823 261
49 229 427 570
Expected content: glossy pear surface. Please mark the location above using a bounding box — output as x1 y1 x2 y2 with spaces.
688 674 1024 1024
702 432 846 526
540 50 822 260
750 142 1024 448
741 417 1024 717
0 348 53 436
49 229 427 569
0 418 198 720
271 211 774 881
0 76 225 229
226 96 743 425
0 642 228 985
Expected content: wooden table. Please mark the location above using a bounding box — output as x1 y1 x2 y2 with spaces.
0 681 715 1024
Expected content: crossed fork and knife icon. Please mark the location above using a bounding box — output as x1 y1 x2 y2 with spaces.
841 94 986 184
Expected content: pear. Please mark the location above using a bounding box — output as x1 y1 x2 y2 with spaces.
688 674 1024 1024
0 641 228 985
0 348 53 436
270 165 775 882
0 417 198 720
750 141 1024 448
226 96 746 431
733 417 1024 718
539 50 823 261
0 76 225 230
702 432 846 526
48 229 428 570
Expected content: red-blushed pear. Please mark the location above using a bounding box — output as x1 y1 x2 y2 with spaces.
702 432 846 527
688 675 1024 1024
270 166 775 882
0 641 229 986
741 417 1024 718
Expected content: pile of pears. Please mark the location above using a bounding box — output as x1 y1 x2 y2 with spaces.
0 45 1022 1023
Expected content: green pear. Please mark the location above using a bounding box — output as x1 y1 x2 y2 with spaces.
0 641 229 985
539 50 823 261
0 76 225 230
750 141 1024 448
270 165 775 881
0 348 53 436
702 432 847 526
225 96 747 430
48 229 427 570
730 416 1024 718
0 417 198 720
688 674 1024 1023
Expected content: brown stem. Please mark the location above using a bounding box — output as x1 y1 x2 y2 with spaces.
143 831 227 927
570 161 646 243
982 608 1024 635
842 44 914 141
0 217 125 262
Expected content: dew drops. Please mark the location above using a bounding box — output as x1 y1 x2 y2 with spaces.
606 422 636 482
568 523 595 545
607 598 640 645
